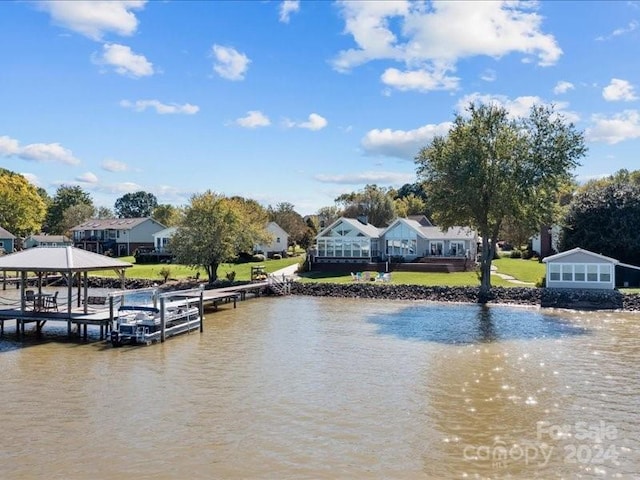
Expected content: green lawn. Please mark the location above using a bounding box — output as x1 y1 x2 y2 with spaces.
492 257 545 284
298 270 514 287
95 255 303 282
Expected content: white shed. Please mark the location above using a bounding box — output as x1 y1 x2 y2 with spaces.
542 247 618 290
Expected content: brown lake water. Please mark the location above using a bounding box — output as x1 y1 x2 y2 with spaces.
0 295 639 479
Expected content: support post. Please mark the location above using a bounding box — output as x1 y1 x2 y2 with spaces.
199 288 204 332
160 296 166 342
83 271 88 314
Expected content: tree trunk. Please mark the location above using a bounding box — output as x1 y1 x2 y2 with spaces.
207 262 220 284
478 236 495 303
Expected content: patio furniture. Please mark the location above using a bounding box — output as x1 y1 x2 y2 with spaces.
42 291 59 311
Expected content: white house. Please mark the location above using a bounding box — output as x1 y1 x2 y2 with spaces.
313 216 477 264
542 247 617 290
255 222 289 256
152 227 177 252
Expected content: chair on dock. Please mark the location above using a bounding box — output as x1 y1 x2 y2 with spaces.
43 291 59 311
24 290 36 310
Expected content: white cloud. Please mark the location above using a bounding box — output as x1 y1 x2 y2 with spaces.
102 181 142 194
21 173 41 187
332 1 561 91
37 0 146 41
235 111 271 128
602 78 638 102
456 92 580 123
553 81 575 95
120 99 199 114
93 43 154 77
361 121 453 159
314 171 415 185
586 110 640 144
101 159 129 172
596 20 638 41
76 172 99 184
285 113 328 131
211 45 250 81
279 0 300 23
480 69 497 82
380 67 459 92
0 135 80 165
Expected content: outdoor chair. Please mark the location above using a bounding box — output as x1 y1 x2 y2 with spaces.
43 291 59 311
24 290 36 310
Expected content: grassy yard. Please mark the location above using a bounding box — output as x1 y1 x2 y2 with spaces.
298 270 514 287
492 257 545 284
94 255 303 282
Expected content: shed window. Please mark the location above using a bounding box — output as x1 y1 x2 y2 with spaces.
574 264 585 282
587 265 598 282
549 264 561 281
600 265 611 282
562 264 573 281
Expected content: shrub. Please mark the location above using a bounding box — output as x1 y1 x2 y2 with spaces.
272 253 282 260
521 249 534 260
159 266 171 283
510 250 522 259
535 276 546 288
251 254 265 262
225 270 236 282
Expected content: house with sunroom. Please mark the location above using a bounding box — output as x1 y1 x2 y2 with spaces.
312 216 477 272
542 248 617 290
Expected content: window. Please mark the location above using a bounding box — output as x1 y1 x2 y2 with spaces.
549 264 561 281
430 241 444 256
450 241 465 257
276 237 281 243
562 264 573 281
587 265 598 282
600 265 611 282
574 264 585 282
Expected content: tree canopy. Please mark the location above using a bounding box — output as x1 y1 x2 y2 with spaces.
267 202 307 247
170 191 271 283
45 185 93 235
152 204 183 227
114 191 158 218
335 184 396 227
0 169 47 237
561 172 640 265
416 102 586 298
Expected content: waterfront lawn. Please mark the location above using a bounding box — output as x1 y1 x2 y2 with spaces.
492 257 545 284
94 255 302 281
298 271 513 287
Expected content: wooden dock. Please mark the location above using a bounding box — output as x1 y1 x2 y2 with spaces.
0 278 289 342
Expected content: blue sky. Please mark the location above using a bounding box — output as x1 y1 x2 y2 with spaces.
1 1 640 216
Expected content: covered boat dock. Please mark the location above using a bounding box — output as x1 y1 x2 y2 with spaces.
0 246 132 339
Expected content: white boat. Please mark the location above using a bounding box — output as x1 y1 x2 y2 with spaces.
111 302 201 346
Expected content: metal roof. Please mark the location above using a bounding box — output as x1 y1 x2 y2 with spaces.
541 247 620 264
0 246 132 272
0 226 16 239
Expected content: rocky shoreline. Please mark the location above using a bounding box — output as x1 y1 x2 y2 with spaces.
289 282 640 312
41 276 640 311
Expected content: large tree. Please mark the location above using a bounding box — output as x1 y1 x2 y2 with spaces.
267 202 307 247
0 169 47 237
416 103 586 299
114 191 158 218
152 204 183 227
60 203 96 235
170 191 271 283
45 185 93 234
561 176 640 265
335 184 396 227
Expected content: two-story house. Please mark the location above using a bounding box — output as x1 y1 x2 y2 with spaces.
70 217 166 256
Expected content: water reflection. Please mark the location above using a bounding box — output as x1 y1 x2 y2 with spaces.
368 303 590 344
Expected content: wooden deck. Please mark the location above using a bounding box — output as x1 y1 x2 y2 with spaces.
0 279 282 342
0 307 113 341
